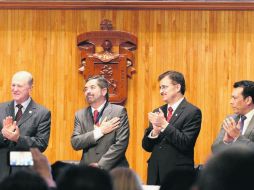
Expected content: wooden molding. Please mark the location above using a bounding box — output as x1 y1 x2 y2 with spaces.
1 1 254 10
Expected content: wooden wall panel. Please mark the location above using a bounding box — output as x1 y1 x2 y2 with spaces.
1 9 254 183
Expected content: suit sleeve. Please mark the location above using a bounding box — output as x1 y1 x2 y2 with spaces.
212 124 254 154
71 112 97 150
98 108 130 170
15 110 51 152
142 122 161 152
163 108 202 152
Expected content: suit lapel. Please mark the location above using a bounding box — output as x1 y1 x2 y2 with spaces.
244 114 254 138
5 101 15 118
85 106 95 131
17 99 36 126
100 103 113 122
168 99 187 125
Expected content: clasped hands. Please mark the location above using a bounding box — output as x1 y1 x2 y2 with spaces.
96 116 120 135
1 116 20 142
223 117 241 143
148 109 168 137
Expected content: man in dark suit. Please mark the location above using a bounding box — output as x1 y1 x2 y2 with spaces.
71 75 129 170
212 80 254 154
142 70 202 185
0 71 51 181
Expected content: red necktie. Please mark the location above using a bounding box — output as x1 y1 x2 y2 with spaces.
167 107 173 122
15 104 23 122
93 110 99 126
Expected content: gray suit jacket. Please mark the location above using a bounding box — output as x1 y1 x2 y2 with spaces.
212 114 254 154
71 102 129 170
0 99 51 181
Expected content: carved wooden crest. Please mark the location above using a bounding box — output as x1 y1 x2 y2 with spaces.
77 19 137 104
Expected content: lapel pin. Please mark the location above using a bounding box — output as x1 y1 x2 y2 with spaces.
175 114 178 116
29 111 32 114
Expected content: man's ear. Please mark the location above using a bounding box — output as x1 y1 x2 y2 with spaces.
102 88 107 97
176 84 181 93
246 96 253 105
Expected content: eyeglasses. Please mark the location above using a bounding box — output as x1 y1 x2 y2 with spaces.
159 85 169 91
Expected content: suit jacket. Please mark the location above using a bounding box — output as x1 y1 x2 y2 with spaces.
0 99 51 182
142 99 202 185
212 114 254 154
71 102 130 170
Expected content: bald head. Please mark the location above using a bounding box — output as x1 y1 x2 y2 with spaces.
12 71 33 86
11 71 33 104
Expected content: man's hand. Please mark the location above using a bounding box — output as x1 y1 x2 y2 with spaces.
148 109 168 129
89 162 99 168
223 117 241 140
2 122 20 142
31 148 56 188
2 116 16 132
151 124 162 137
99 117 120 135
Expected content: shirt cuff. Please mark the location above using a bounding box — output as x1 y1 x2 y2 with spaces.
148 131 159 139
93 128 104 141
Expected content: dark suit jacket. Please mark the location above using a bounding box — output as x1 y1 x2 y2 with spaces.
142 99 202 185
0 99 51 182
212 114 254 154
71 103 129 170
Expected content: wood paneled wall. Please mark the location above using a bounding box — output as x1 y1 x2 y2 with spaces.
1 9 254 183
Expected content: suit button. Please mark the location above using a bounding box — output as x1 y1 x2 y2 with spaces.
159 146 162 149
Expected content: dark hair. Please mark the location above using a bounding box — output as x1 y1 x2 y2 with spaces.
86 75 109 100
0 170 48 190
233 80 254 103
195 145 254 190
57 165 113 190
158 71 186 95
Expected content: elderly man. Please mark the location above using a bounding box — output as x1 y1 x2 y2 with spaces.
0 71 51 181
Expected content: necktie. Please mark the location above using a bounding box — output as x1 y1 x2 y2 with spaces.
93 110 99 126
240 115 247 133
15 104 23 122
167 107 173 122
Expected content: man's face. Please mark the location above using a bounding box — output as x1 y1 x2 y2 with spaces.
11 75 32 104
84 79 107 105
159 76 180 103
230 87 249 115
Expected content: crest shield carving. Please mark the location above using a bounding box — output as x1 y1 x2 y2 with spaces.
77 19 137 104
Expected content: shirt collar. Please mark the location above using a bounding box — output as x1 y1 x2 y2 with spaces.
167 97 184 112
91 100 107 114
14 97 31 111
243 108 254 121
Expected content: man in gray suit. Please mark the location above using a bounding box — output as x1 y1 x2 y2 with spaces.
212 80 254 153
0 71 51 181
71 75 129 170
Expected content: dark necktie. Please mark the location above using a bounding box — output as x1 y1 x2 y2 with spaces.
15 104 23 122
240 115 247 133
93 110 99 126
167 107 173 122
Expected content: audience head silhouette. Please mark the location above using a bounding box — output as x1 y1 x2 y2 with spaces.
57 165 113 190
195 145 254 190
0 169 48 190
110 167 143 190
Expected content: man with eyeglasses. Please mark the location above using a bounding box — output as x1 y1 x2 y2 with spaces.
0 71 51 182
212 80 254 154
71 75 130 170
142 70 202 185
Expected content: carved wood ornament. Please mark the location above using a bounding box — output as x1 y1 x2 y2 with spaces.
77 19 137 104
